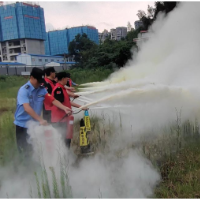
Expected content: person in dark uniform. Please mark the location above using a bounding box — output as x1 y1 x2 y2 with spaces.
51 72 87 148
14 67 72 156
43 67 57 122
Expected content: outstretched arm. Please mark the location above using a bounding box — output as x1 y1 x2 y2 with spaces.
52 99 72 114
70 101 87 110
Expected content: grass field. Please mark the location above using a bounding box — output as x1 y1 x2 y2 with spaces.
67 67 114 84
0 69 200 198
155 140 200 198
144 120 200 198
0 75 28 165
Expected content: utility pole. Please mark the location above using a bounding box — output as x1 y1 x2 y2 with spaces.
64 53 67 70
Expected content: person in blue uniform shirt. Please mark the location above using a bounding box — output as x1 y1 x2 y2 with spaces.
14 67 72 154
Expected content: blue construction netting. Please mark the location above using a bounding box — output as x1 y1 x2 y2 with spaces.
45 32 50 55
0 2 46 41
45 29 69 55
45 26 99 55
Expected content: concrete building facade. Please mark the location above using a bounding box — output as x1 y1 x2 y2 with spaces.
110 27 127 41
0 39 45 62
99 29 110 43
134 20 144 30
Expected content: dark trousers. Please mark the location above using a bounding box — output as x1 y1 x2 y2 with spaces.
43 108 51 123
52 122 71 149
16 125 32 156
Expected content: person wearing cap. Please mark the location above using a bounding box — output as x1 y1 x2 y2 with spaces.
51 71 86 148
43 67 57 122
54 72 58 83
55 72 79 99
64 72 80 98
14 67 72 155
65 72 79 87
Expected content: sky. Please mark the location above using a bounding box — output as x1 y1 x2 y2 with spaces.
37 1 155 33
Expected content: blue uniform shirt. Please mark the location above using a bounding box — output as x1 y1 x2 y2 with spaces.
71 81 77 86
14 81 47 128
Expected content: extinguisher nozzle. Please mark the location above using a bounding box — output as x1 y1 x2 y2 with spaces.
84 110 89 116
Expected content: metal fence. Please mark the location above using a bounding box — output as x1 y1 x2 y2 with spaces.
0 65 72 76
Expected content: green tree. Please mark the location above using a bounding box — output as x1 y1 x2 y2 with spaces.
83 39 135 69
136 2 178 31
68 33 98 62
126 27 143 42
153 1 177 20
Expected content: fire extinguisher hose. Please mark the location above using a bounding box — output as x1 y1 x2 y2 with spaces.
58 109 83 122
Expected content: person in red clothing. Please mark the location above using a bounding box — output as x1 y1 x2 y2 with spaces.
51 72 87 148
66 72 79 88
55 72 79 99
43 67 57 122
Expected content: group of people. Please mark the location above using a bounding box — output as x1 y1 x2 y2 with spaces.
14 67 86 156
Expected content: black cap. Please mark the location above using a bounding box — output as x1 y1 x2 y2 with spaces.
30 67 45 83
56 72 68 81
45 67 56 76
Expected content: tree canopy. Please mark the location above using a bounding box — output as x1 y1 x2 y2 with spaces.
68 33 98 62
138 1 178 30
68 33 137 69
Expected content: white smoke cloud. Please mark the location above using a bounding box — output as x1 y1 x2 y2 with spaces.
69 151 160 198
0 123 160 198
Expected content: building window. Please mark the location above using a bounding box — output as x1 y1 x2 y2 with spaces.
39 59 42 62
51 59 54 61
31 58 35 62
45 59 48 62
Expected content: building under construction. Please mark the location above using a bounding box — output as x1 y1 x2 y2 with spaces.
45 26 99 56
0 2 46 62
